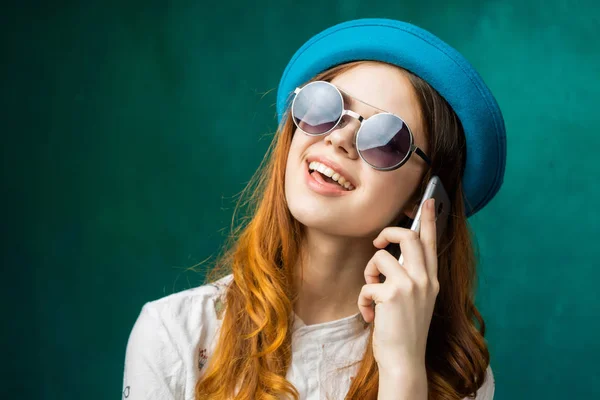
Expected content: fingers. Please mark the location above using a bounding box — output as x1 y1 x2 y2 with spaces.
419 199 439 280
357 283 378 323
364 249 412 285
360 200 441 326
357 278 429 324
373 225 427 283
359 283 403 323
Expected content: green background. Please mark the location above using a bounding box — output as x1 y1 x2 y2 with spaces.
2 0 599 398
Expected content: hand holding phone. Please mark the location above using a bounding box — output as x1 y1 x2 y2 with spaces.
398 176 450 266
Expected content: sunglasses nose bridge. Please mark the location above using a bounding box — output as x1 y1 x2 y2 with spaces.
339 109 363 135
342 109 363 122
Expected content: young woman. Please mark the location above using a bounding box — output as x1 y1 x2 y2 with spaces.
123 18 506 400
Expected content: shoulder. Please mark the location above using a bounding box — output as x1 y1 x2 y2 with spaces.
123 274 233 399
143 273 232 329
127 272 233 348
459 364 494 400
474 365 495 399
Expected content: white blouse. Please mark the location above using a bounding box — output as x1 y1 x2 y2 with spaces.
122 274 495 399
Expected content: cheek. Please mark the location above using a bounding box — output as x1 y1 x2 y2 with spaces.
287 130 309 158
285 134 305 176
363 179 404 219
284 134 309 196
361 172 418 224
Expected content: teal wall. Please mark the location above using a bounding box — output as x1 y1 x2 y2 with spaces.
2 0 599 398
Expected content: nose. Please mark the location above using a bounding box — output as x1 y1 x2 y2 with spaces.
324 115 360 159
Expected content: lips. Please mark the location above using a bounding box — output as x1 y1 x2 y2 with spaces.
304 160 354 197
305 155 357 189
309 167 350 190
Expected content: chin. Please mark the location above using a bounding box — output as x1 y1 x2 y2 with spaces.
287 200 334 229
288 203 370 238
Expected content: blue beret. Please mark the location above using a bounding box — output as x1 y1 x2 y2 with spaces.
276 18 506 217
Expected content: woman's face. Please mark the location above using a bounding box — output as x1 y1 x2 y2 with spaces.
284 62 430 238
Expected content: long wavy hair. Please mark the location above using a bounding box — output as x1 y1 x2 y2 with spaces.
195 61 490 399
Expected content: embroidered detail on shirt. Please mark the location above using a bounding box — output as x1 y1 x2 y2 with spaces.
122 386 130 398
198 348 209 370
214 295 225 320
208 278 230 320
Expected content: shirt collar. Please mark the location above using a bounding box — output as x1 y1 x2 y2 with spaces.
291 311 370 343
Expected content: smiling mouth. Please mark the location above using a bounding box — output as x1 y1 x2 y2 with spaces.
307 161 355 191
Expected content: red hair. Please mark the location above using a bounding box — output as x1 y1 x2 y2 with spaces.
195 62 490 399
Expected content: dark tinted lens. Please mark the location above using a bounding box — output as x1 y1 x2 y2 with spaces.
357 114 412 169
292 82 343 134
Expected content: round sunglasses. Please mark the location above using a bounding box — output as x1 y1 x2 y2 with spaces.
291 81 431 171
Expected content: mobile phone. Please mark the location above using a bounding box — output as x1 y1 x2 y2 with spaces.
398 175 451 266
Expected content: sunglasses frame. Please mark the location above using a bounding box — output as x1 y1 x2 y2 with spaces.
291 80 432 171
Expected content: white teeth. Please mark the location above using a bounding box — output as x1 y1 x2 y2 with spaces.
308 161 355 190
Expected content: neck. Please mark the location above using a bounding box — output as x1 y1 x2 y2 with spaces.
292 228 377 326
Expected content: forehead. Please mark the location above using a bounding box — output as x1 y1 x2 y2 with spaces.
330 62 418 115
330 61 426 148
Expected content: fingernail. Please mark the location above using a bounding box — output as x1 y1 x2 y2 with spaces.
429 198 435 210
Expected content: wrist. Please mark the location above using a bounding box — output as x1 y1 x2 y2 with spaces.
378 359 426 379
378 364 428 400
